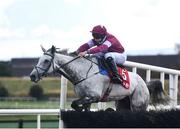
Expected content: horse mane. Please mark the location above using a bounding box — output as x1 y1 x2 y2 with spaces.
56 48 69 55
47 45 96 62
68 51 96 62
68 51 78 57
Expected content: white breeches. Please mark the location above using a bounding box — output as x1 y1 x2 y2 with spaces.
104 52 127 65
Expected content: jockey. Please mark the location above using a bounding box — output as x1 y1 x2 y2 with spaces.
76 25 127 84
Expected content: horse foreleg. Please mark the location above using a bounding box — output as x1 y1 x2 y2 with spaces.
81 97 99 111
83 103 91 111
71 99 84 112
71 97 99 112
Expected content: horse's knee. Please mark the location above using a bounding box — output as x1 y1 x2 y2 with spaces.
71 101 77 109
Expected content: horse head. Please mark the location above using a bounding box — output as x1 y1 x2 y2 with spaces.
30 45 59 83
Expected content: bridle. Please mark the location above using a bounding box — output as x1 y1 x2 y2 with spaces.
34 52 100 85
34 52 56 80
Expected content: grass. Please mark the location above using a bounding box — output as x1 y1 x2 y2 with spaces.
0 77 179 98
0 100 60 109
0 77 179 102
0 77 76 97
0 77 179 109
0 77 178 96
0 116 59 128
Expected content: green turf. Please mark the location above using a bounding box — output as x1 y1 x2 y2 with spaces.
0 77 76 97
0 119 59 128
0 100 60 109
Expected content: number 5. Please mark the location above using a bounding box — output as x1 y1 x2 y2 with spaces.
121 69 127 80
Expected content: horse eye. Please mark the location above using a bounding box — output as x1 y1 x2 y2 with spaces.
44 59 50 64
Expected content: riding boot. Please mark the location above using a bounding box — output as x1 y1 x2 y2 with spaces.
105 57 123 84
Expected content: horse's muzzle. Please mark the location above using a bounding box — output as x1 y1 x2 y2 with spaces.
30 74 37 82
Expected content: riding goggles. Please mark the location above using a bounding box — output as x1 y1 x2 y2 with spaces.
92 33 105 39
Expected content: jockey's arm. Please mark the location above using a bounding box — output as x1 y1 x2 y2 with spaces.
77 43 90 54
77 39 95 53
78 51 88 57
87 41 111 54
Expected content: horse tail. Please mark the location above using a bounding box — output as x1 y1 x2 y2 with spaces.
147 80 170 106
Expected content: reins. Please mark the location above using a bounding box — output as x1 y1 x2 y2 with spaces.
59 56 81 68
73 59 99 85
57 55 100 85
34 50 100 85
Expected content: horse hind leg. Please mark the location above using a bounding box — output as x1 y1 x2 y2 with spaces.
115 96 131 111
131 87 149 111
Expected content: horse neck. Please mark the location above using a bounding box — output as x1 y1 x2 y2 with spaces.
55 53 97 83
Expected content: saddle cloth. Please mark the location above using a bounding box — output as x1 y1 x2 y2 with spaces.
116 67 130 89
99 64 130 89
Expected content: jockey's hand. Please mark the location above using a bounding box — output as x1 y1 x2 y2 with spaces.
78 51 87 57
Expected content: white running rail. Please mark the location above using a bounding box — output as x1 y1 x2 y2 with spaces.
125 61 180 107
0 109 60 129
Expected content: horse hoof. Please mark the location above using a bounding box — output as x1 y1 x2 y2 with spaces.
74 106 83 112
105 108 115 112
71 103 83 112
72 106 83 112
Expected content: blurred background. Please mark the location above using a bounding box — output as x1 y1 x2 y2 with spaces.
0 0 180 128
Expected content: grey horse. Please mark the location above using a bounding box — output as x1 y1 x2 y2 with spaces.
30 45 169 111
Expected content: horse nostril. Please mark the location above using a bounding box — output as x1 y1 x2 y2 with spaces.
30 74 36 81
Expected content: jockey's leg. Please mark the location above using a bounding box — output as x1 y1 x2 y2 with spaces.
105 56 123 84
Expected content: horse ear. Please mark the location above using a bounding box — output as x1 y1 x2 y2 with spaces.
51 45 56 54
40 45 46 53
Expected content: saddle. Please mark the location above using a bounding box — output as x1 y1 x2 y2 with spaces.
98 58 130 89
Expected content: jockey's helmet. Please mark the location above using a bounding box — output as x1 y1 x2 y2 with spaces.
91 25 107 35
91 25 107 43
